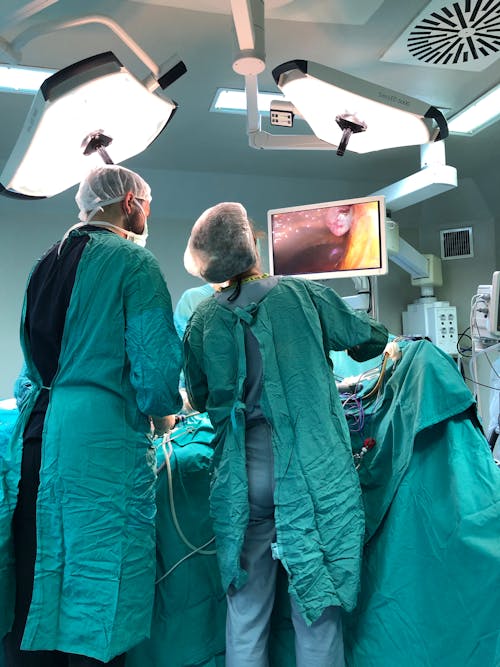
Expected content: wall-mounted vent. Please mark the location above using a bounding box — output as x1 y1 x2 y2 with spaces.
440 227 474 259
382 0 500 71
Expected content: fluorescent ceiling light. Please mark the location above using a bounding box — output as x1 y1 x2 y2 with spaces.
447 84 500 135
0 398 17 410
272 60 448 155
0 51 178 199
0 63 56 94
211 87 286 115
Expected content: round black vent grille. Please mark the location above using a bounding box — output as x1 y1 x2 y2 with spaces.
407 0 500 66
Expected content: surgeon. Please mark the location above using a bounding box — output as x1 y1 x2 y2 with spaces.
173 284 216 416
182 202 389 667
1 165 182 666
173 283 215 340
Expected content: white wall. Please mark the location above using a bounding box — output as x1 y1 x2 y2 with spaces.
1 166 497 398
395 177 498 339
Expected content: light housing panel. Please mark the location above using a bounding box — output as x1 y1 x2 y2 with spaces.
272 59 448 154
0 52 178 199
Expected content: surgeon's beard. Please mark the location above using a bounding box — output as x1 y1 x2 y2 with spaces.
125 200 149 247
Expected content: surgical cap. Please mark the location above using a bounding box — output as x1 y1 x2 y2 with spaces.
184 202 257 283
75 165 152 222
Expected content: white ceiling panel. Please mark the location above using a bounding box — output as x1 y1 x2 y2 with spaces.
0 0 498 205
382 0 500 71
129 0 385 25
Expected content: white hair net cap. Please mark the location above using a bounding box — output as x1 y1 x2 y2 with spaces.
75 165 152 222
184 202 257 283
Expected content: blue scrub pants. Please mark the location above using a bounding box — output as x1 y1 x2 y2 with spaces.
225 421 345 667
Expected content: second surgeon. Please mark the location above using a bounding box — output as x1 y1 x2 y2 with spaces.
182 202 389 666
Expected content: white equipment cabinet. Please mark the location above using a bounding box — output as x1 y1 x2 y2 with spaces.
402 299 458 355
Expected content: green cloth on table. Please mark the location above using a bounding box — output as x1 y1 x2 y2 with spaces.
126 414 225 667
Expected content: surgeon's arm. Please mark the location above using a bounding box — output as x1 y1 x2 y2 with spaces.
307 280 388 361
125 251 183 418
151 414 176 436
346 319 388 362
183 314 209 413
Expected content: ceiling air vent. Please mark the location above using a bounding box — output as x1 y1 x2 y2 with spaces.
382 0 500 71
440 227 474 259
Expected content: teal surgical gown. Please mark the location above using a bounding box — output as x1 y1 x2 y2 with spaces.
174 283 215 339
183 276 388 623
0 229 182 662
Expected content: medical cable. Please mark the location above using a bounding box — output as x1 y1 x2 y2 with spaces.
342 394 365 433
341 388 376 470
160 431 216 555
460 377 500 391
362 352 390 401
344 344 401 445
365 275 373 315
155 430 216 585
338 356 389 432
468 293 500 400
456 327 473 358
155 534 216 585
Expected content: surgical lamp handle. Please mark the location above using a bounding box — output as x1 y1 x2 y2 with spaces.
10 14 160 77
82 131 114 165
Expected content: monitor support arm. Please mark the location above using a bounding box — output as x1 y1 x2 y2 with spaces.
373 141 457 280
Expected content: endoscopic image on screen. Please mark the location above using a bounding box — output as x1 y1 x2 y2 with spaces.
269 198 386 280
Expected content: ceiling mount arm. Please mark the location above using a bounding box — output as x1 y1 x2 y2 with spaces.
244 73 261 133
230 4 336 150
0 35 21 64
230 0 265 76
230 4 447 155
9 14 160 77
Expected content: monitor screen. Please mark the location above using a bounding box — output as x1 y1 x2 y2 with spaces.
489 270 500 338
267 195 387 280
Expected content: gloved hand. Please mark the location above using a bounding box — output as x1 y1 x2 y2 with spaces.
150 414 176 437
384 340 401 361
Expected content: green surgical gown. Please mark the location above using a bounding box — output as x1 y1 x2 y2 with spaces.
183 277 388 623
0 229 182 661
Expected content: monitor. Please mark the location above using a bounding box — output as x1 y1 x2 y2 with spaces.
489 270 500 338
267 195 387 280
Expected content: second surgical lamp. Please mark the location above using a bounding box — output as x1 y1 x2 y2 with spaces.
230 0 448 155
271 60 448 156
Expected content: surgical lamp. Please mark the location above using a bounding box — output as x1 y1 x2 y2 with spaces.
0 16 186 199
271 60 448 156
